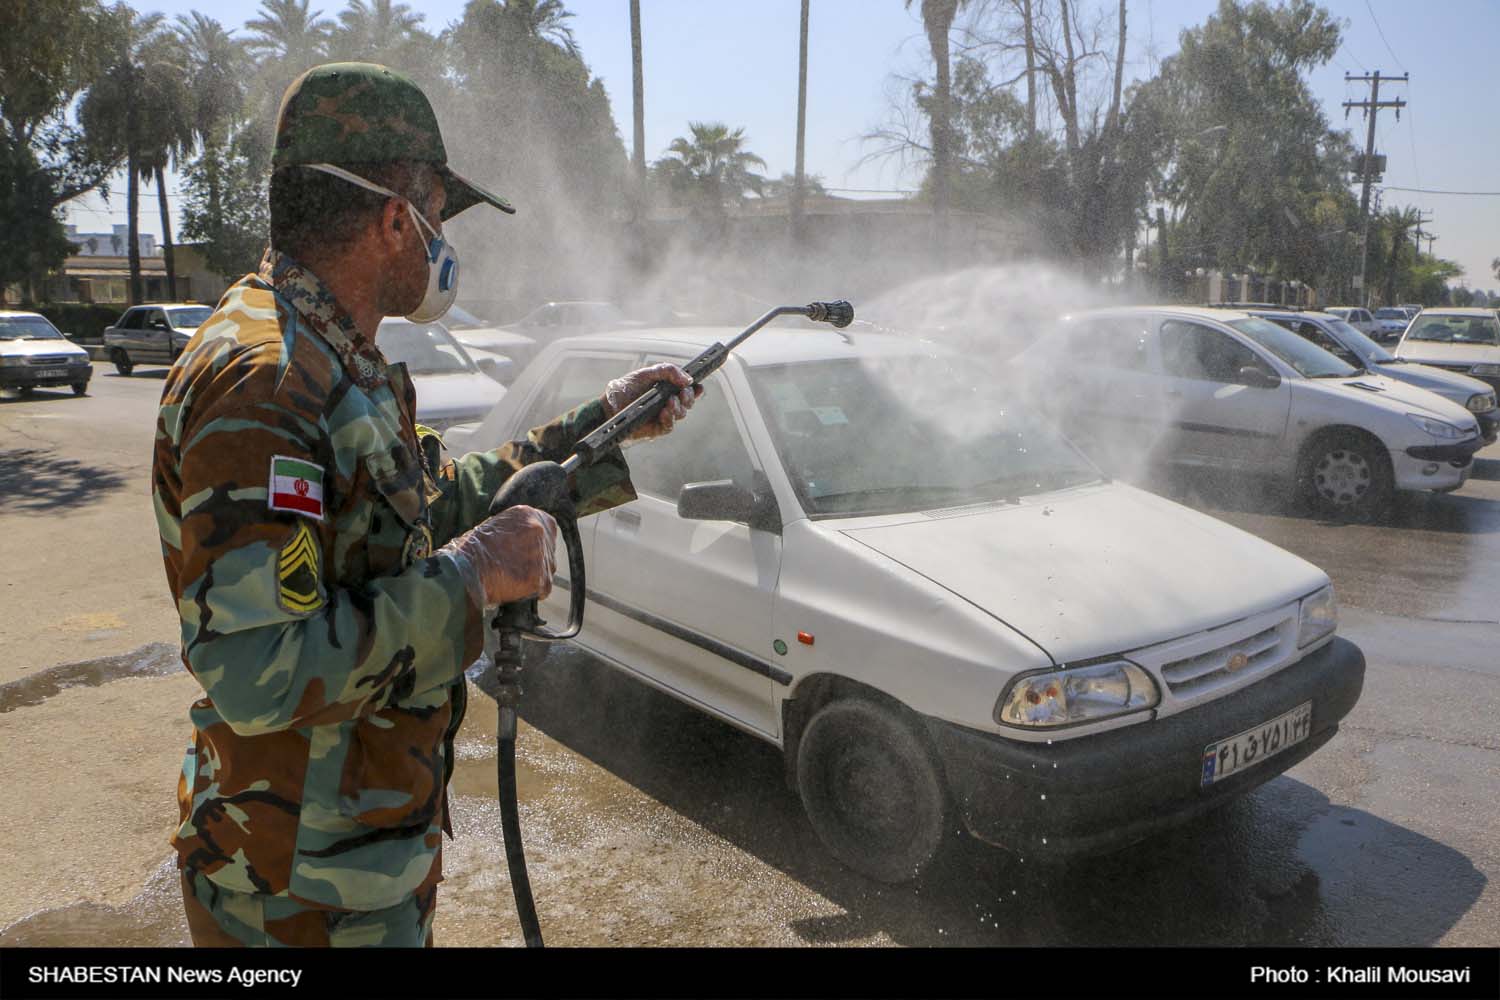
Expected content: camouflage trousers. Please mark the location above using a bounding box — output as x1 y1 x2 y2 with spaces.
181 867 437 948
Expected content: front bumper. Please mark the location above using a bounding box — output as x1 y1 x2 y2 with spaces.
1475 410 1498 444
0 362 93 389
924 636 1365 858
1404 437 1485 463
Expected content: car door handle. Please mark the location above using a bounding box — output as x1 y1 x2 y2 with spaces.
613 508 640 531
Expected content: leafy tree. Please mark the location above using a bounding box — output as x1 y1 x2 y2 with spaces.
904 0 969 260
331 0 432 67
653 122 768 220
246 0 334 70
174 14 249 274
0 0 117 302
180 131 270 281
1492 257 1499 283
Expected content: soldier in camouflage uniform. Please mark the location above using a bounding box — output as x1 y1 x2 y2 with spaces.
153 63 699 947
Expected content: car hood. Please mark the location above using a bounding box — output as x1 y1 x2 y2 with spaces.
1370 360 1493 401
1396 341 1500 366
1304 372 1479 425
837 483 1326 663
0 338 87 359
410 371 506 423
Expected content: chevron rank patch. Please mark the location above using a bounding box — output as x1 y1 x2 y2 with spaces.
269 455 325 520
277 520 324 614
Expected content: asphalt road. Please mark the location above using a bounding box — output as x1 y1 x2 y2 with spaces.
0 363 1495 947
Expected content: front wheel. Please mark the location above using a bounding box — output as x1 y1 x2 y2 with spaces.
110 349 134 376
795 697 949 883
71 382 88 396
1298 430 1393 516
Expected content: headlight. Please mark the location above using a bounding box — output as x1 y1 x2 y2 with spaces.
1407 413 1465 439
0 357 26 367
71 354 91 365
1471 363 1500 377
996 660 1159 728
1297 585 1337 648
1468 393 1497 413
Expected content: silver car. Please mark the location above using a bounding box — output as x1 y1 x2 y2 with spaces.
1325 307 1379 338
1395 309 1500 399
1249 310 1498 443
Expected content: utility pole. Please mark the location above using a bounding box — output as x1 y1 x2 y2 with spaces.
791 0 810 246
1344 71 1407 308
1412 211 1433 256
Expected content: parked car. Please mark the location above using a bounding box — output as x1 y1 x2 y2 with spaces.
376 318 506 435
1372 307 1412 342
1324 307 1379 338
0 311 93 397
1246 309 1498 443
1017 306 1484 514
443 304 537 383
102 303 214 374
502 301 643 345
1394 308 1500 397
462 325 1366 881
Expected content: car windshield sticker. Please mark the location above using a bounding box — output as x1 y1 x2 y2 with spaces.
277 520 324 614
269 455 325 520
811 406 848 426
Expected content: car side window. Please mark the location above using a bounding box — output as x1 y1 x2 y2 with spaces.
1159 321 1260 383
1069 319 1151 371
118 309 143 330
1288 321 1358 365
516 355 636 434
624 372 757 505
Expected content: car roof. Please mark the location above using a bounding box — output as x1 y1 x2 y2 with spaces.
129 302 205 309
544 325 940 367
0 310 49 319
1414 307 1496 316
1071 304 1254 324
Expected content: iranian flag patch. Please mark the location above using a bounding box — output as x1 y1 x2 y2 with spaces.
268 455 325 520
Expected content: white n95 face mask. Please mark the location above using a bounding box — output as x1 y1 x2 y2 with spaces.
305 163 460 323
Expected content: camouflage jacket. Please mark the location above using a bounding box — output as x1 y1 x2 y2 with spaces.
152 249 634 911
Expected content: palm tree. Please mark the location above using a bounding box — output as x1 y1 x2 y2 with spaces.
174 13 248 272
655 122 767 220
80 6 175 305
904 0 966 261
136 35 196 300
501 0 578 57
333 0 426 64
246 0 334 71
1380 205 1423 306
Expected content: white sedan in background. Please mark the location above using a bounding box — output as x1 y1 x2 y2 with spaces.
1395 308 1500 400
376 318 506 435
1019 307 1485 514
460 325 1365 882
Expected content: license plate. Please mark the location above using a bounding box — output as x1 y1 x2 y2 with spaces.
1201 701 1312 787
35 368 67 378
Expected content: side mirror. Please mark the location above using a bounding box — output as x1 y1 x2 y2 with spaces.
475 355 514 384
1237 365 1281 389
152 319 170 330
677 478 781 533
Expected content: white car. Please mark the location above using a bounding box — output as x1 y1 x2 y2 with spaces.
1372 307 1411 342
465 325 1366 881
1021 307 1485 514
0 311 93 396
376 318 505 435
1394 308 1500 400
1246 309 1498 443
102 302 215 374
1325 306 1379 338
443 305 537 383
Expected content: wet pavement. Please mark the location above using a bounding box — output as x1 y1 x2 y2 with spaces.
0 369 1496 947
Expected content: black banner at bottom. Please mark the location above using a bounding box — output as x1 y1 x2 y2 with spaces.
2 946 1496 999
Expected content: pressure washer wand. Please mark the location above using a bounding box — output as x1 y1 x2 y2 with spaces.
485 300 853 948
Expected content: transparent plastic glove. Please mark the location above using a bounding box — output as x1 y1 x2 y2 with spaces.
602 362 705 443
439 506 558 609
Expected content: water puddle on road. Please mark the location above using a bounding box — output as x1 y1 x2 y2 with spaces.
0 861 187 947
0 643 180 713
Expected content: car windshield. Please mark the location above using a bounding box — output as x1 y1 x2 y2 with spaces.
1324 317 1396 363
167 307 213 328
1404 314 1500 346
1375 308 1406 320
748 356 1100 518
579 303 625 323
378 321 475 374
1226 317 1358 378
444 306 486 329
0 316 65 340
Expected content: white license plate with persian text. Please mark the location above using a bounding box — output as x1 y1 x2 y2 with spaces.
1201 702 1312 786
35 368 68 378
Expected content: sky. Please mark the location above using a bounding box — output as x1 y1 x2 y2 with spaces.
69 0 1500 291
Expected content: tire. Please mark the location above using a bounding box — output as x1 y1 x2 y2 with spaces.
795 697 949 883
110 349 134 376
1298 430 1393 516
71 382 88 397
18 386 34 398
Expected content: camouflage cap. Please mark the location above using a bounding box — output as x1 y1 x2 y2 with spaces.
273 62 515 220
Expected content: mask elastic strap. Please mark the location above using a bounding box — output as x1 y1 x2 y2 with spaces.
305 162 441 247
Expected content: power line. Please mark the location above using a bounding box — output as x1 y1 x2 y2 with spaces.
1382 185 1500 196
1364 0 1406 72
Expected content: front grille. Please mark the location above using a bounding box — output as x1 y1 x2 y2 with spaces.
28 355 71 366
1159 622 1287 697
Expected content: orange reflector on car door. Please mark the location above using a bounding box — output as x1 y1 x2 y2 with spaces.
797 632 814 646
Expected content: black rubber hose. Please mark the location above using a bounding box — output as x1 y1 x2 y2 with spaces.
497 702 544 947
